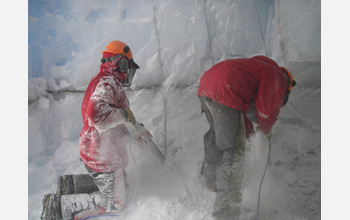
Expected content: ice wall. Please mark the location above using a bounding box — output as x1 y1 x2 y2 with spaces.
29 0 320 91
267 0 321 63
29 0 156 88
29 0 275 90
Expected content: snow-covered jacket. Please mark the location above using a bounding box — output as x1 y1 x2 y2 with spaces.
198 56 288 136
80 56 130 172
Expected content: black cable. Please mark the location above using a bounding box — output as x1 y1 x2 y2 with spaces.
256 138 272 220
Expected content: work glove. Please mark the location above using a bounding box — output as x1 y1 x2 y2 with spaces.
122 109 135 124
264 129 273 140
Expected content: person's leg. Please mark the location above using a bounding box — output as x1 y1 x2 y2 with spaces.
199 96 223 191
60 191 103 220
112 167 126 209
60 166 126 219
41 173 100 220
86 166 126 212
228 113 246 217
57 174 99 195
204 99 243 219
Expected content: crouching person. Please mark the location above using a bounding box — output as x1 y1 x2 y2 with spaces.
41 40 140 220
198 56 296 220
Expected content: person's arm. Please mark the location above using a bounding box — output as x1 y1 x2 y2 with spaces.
86 79 130 132
255 73 285 134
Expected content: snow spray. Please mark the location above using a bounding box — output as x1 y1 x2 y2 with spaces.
255 138 272 220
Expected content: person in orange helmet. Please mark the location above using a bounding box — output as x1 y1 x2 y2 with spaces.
41 40 140 220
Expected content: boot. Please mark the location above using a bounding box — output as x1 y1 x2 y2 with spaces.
40 194 62 220
57 175 74 195
60 192 106 220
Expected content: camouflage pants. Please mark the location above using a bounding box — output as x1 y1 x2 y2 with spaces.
199 96 245 219
85 165 126 210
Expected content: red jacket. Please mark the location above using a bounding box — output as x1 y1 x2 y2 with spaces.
198 56 288 136
80 57 130 172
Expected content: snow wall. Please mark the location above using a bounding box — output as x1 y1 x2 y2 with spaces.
28 0 321 220
28 0 320 87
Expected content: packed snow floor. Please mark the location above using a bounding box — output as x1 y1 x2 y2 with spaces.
28 62 320 220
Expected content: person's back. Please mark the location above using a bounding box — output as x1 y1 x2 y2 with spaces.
199 56 284 109
198 55 289 133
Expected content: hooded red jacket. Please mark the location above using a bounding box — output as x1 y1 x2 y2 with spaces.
198 56 288 136
79 56 130 172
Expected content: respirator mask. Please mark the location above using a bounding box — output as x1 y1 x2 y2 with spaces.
101 54 139 87
118 57 139 87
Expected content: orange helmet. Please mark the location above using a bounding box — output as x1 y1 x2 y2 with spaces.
102 40 133 60
102 40 139 70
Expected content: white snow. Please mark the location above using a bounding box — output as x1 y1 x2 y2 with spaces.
25 0 327 219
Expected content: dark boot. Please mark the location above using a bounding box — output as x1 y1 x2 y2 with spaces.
40 194 62 220
57 174 99 195
57 175 74 195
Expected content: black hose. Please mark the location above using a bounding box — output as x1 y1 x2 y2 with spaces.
256 138 272 220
